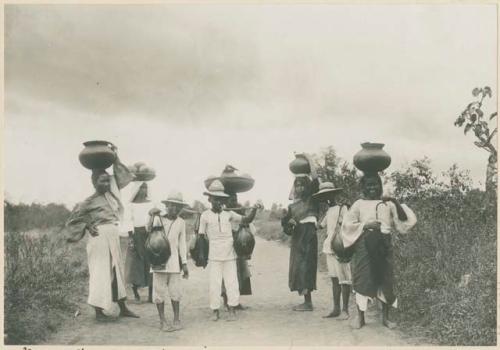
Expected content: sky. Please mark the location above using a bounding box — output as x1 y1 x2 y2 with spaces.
4 4 498 209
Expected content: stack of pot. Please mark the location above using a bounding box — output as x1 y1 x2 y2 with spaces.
128 162 156 182
204 165 254 194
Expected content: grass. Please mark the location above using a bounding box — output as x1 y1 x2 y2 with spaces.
4 229 88 345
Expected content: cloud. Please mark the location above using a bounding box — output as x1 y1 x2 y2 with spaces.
4 4 497 207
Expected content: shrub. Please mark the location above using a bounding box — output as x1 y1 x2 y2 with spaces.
4 231 87 344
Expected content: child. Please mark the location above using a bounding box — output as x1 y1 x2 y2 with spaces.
148 191 189 332
314 182 351 320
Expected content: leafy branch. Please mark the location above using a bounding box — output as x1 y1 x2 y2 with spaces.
454 87 497 157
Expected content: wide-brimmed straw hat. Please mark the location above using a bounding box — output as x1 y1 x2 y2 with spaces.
312 182 343 199
203 179 230 198
161 191 188 206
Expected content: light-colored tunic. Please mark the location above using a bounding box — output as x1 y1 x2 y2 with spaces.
66 161 133 311
341 199 417 248
320 205 351 284
198 210 242 261
148 216 187 273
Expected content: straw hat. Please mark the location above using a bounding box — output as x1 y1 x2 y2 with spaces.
161 191 188 206
203 179 230 198
312 182 343 199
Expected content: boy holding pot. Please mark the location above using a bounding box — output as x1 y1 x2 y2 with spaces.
198 180 259 321
147 191 189 332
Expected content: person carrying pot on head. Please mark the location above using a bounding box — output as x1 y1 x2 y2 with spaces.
341 172 417 330
314 182 352 320
281 158 320 312
220 193 258 311
147 191 189 332
198 180 259 322
124 181 155 303
66 146 139 322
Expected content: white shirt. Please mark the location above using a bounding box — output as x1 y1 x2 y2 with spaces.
149 216 187 273
319 205 348 254
198 210 242 261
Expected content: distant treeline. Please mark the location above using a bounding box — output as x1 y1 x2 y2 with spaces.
4 201 71 232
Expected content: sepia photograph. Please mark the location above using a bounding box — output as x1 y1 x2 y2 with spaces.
3 2 498 347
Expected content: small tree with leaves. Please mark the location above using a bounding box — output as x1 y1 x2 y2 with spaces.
454 86 497 193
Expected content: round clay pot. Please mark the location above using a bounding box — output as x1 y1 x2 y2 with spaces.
289 154 311 174
79 140 116 170
353 142 391 172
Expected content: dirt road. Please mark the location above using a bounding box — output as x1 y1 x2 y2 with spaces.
46 236 414 346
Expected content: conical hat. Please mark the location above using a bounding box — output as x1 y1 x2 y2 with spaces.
203 179 229 198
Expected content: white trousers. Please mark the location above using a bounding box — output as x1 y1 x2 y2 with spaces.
209 260 240 310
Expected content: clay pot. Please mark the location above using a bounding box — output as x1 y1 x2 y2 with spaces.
79 140 116 170
289 154 311 174
145 226 171 269
233 226 256 259
331 232 355 262
353 143 391 173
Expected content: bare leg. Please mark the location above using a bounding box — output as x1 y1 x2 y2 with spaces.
382 302 397 329
211 309 219 322
95 307 117 322
337 284 351 320
132 284 140 302
227 306 237 322
323 278 341 318
148 274 153 303
293 291 314 311
351 305 365 329
171 300 183 330
157 302 174 332
118 300 139 318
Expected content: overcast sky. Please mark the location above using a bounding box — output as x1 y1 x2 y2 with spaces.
5 4 497 208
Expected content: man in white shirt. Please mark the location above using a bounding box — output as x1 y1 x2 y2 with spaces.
148 191 189 332
198 180 259 322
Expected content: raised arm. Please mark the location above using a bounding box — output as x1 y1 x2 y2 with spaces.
112 153 134 190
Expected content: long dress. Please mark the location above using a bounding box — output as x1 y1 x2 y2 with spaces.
124 201 155 287
282 197 320 295
66 161 133 312
341 199 417 311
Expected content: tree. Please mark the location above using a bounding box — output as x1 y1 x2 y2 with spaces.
313 146 360 205
454 87 497 193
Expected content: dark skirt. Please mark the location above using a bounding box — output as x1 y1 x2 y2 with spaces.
125 226 151 288
289 222 318 294
222 257 252 296
352 229 395 304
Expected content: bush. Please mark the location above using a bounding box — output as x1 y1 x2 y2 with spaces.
390 161 497 345
4 201 71 232
4 231 87 344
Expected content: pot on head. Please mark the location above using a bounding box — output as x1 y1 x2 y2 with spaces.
353 142 391 173
289 153 311 174
79 140 117 170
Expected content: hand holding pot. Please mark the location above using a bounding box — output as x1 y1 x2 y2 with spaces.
364 220 381 230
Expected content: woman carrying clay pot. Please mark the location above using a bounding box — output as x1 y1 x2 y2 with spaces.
124 181 155 303
281 153 320 311
66 146 139 322
341 173 417 329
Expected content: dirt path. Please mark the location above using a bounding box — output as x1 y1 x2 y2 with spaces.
46 236 415 346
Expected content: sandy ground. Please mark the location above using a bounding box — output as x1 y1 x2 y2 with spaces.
45 236 418 346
